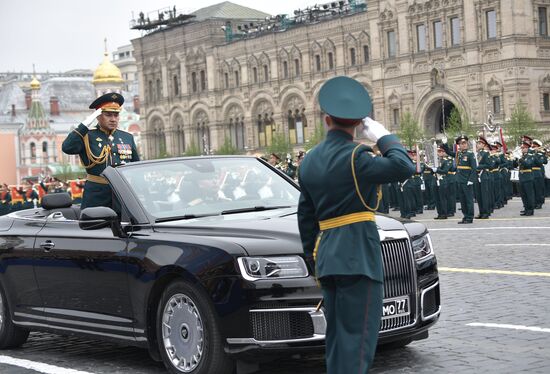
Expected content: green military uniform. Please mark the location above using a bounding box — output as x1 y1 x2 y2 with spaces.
62 93 139 210
444 136 476 223
0 189 11 216
446 160 457 216
475 142 491 219
423 164 436 210
297 76 415 374
515 144 536 215
532 144 547 209
434 152 451 219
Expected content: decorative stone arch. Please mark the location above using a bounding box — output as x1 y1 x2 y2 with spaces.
147 114 166 158
415 87 468 136
170 110 185 155
290 45 302 77
192 109 211 154
167 54 181 98
311 41 323 73
279 48 290 79
231 58 241 87
486 75 504 116
223 103 246 150
259 53 270 83
248 55 259 84
358 31 371 64
345 34 359 66
251 98 275 148
539 74 550 113
281 93 307 145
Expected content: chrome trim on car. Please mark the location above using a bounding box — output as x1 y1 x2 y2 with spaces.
226 307 326 345
421 281 441 321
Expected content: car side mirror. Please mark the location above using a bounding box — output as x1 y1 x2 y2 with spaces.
79 207 118 230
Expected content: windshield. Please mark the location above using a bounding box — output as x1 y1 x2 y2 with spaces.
118 157 300 220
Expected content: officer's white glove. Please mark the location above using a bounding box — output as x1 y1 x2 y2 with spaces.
467 181 474 186
362 117 390 143
82 109 102 128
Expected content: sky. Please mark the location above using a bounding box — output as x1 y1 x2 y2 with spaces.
0 0 315 73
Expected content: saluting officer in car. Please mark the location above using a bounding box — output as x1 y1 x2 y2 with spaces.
62 93 139 210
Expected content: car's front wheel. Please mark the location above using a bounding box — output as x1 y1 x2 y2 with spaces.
0 283 29 349
156 280 234 374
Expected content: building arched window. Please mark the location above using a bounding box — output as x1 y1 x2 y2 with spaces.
191 72 197 93
263 64 269 82
200 70 206 91
173 75 179 96
156 79 162 101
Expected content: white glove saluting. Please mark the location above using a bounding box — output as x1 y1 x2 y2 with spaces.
362 117 390 143
82 108 102 128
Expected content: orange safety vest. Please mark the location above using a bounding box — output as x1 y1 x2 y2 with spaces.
69 180 83 199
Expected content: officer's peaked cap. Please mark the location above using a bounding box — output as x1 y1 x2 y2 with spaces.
455 134 468 144
89 93 124 112
319 76 372 120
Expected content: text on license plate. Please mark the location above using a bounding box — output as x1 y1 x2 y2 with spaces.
382 296 410 319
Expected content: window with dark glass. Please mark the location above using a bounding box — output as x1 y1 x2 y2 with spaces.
328 52 334 69
544 93 550 111
486 10 497 39
315 54 321 72
387 30 396 57
363 45 369 63
253 67 258 83
283 61 288 78
191 72 197 93
224 73 229 88
200 70 206 90
539 7 548 36
417 24 426 52
156 79 162 100
450 17 461 45
234 70 239 87
393 109 400 127
350 48 356 66
263 65 269 82
493 96 501 114
173 75 179 96
433 21 442 48
294 59 300 76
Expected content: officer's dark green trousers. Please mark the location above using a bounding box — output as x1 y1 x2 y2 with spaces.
520 180 535 212
320 275 383 374
81 181 113 210
534 172 545 206
458 182 474 220
447 176 457 214
435 179 448 217
475 173 490 216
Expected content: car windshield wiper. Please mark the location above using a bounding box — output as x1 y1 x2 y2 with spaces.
154 213 218 223
220 205 293 215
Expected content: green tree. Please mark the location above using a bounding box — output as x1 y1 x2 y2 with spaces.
184 140 202 156
267 132 292 158
54 163 85 182
304 122 326 151
396 111 424 148
216 138 240 155
503 102 538 147
445 107 474 139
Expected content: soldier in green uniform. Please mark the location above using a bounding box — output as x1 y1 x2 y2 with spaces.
423 163 436 210
443 135 476 223
297 76 414 374
62 93 139 210
514 140 536 216
434 145 451 219
446 155 457 217
0 184 11 216
474 137 491 219
532 139 547 209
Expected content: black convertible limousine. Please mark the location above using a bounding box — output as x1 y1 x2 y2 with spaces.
0 156 440 374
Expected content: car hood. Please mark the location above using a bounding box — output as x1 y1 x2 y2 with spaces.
154 209 409 256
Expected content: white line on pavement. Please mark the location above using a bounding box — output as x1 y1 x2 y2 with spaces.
0 355 95 374
467 323 550 334
439 267 550 277
485 243 550 247
429 226 550 231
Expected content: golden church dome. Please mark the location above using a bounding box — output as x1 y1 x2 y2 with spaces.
93 52 123 84
30 76 41 90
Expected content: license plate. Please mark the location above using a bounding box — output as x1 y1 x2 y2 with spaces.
382 296 410 319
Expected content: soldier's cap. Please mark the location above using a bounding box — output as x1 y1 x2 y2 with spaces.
89 93 124 112
318 76 372 122
521 135 533 142
494 141 502 147
437 144 446 151
455 134 468 144
533 139 542 147
477 136 489 147
270 153 281 160
521 140 531 147
407 149 417 155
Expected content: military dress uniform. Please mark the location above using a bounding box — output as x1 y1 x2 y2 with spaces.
0 188 11 216
444 136 476 223
532 142 547 209
297 76 415 374
423 165 436 210
475 141 491 219
434 151 451 219
62 93 139 210
514 145 536 215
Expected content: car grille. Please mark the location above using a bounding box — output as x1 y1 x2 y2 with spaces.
250 310 314 341
380 238 416 332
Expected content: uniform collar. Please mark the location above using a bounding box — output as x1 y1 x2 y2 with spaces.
327 129 353 141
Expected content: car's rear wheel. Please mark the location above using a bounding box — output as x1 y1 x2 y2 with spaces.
0 283 29 349
156 280 234 374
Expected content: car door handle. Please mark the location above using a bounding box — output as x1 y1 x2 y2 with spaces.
40 241 55 251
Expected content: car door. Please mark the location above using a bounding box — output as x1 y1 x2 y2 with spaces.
33 215 135 342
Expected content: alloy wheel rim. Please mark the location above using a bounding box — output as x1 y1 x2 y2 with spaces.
162 293 204 372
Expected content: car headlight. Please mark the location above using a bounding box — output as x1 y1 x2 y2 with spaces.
412 234 434 261
237 256 308 281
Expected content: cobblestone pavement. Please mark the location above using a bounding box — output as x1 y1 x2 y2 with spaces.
1 197 549 373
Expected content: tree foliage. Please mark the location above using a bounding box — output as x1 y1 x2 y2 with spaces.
445 107 474 139
216 138 240 155
184 141 202 156
396 111 424 148
503 102 538 147
54 163 86 182
304 122 326 151
267 132 292 158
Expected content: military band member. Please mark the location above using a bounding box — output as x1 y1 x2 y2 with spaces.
531 139 547 209
268 153 281 168
434 145 451 219
514 140 536 216
423 163 436 210
475 137 491 219
62 93 139 210
0 184 11 216
443 135 476 223
298 76 414 374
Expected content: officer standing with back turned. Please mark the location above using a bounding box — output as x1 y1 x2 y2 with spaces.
297 76 415 373
62 93 139 210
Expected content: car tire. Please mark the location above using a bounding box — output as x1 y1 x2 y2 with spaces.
156 280 234 374
0 283 29 349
